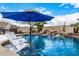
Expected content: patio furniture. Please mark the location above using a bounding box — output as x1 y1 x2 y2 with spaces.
5 32 29 51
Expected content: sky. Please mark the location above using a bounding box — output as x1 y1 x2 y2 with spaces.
0 3 79 16
0 3 79 26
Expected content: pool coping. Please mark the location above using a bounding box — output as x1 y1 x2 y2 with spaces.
0 39 19 56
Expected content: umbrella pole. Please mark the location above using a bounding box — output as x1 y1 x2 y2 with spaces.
29 22 32 55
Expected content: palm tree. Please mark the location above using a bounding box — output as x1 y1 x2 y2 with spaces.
71 22 79 33
33 22 46 33
63 22 66 32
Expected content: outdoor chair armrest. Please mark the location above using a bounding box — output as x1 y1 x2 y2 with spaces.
15 36 23 40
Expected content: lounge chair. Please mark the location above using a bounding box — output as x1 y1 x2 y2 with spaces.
5 32 29 51
5 32 27 43
0 35 9 42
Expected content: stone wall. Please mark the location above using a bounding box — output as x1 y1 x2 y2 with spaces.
43 25 73 33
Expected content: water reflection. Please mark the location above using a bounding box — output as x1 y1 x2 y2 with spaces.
73 38 79 55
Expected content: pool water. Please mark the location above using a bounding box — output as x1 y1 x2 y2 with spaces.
17 35 79 56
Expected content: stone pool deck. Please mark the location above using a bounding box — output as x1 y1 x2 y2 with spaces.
67 35 79 39
0 45 18 56
0 36 18 56
63 33 79 39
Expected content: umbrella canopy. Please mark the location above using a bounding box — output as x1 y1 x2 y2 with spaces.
1 10 54 22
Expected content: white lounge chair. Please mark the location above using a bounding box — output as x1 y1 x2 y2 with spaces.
5 32 27 43
5 32 29 51
0 35 9 42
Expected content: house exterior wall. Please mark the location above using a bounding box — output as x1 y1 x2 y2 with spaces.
17 27 30 33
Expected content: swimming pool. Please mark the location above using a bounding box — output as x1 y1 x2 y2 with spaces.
17 35 79 56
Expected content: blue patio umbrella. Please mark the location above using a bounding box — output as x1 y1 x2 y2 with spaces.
1 10 54 55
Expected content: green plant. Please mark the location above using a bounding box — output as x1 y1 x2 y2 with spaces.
33 22 46 32
71 22 79 33
31 29 36 33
